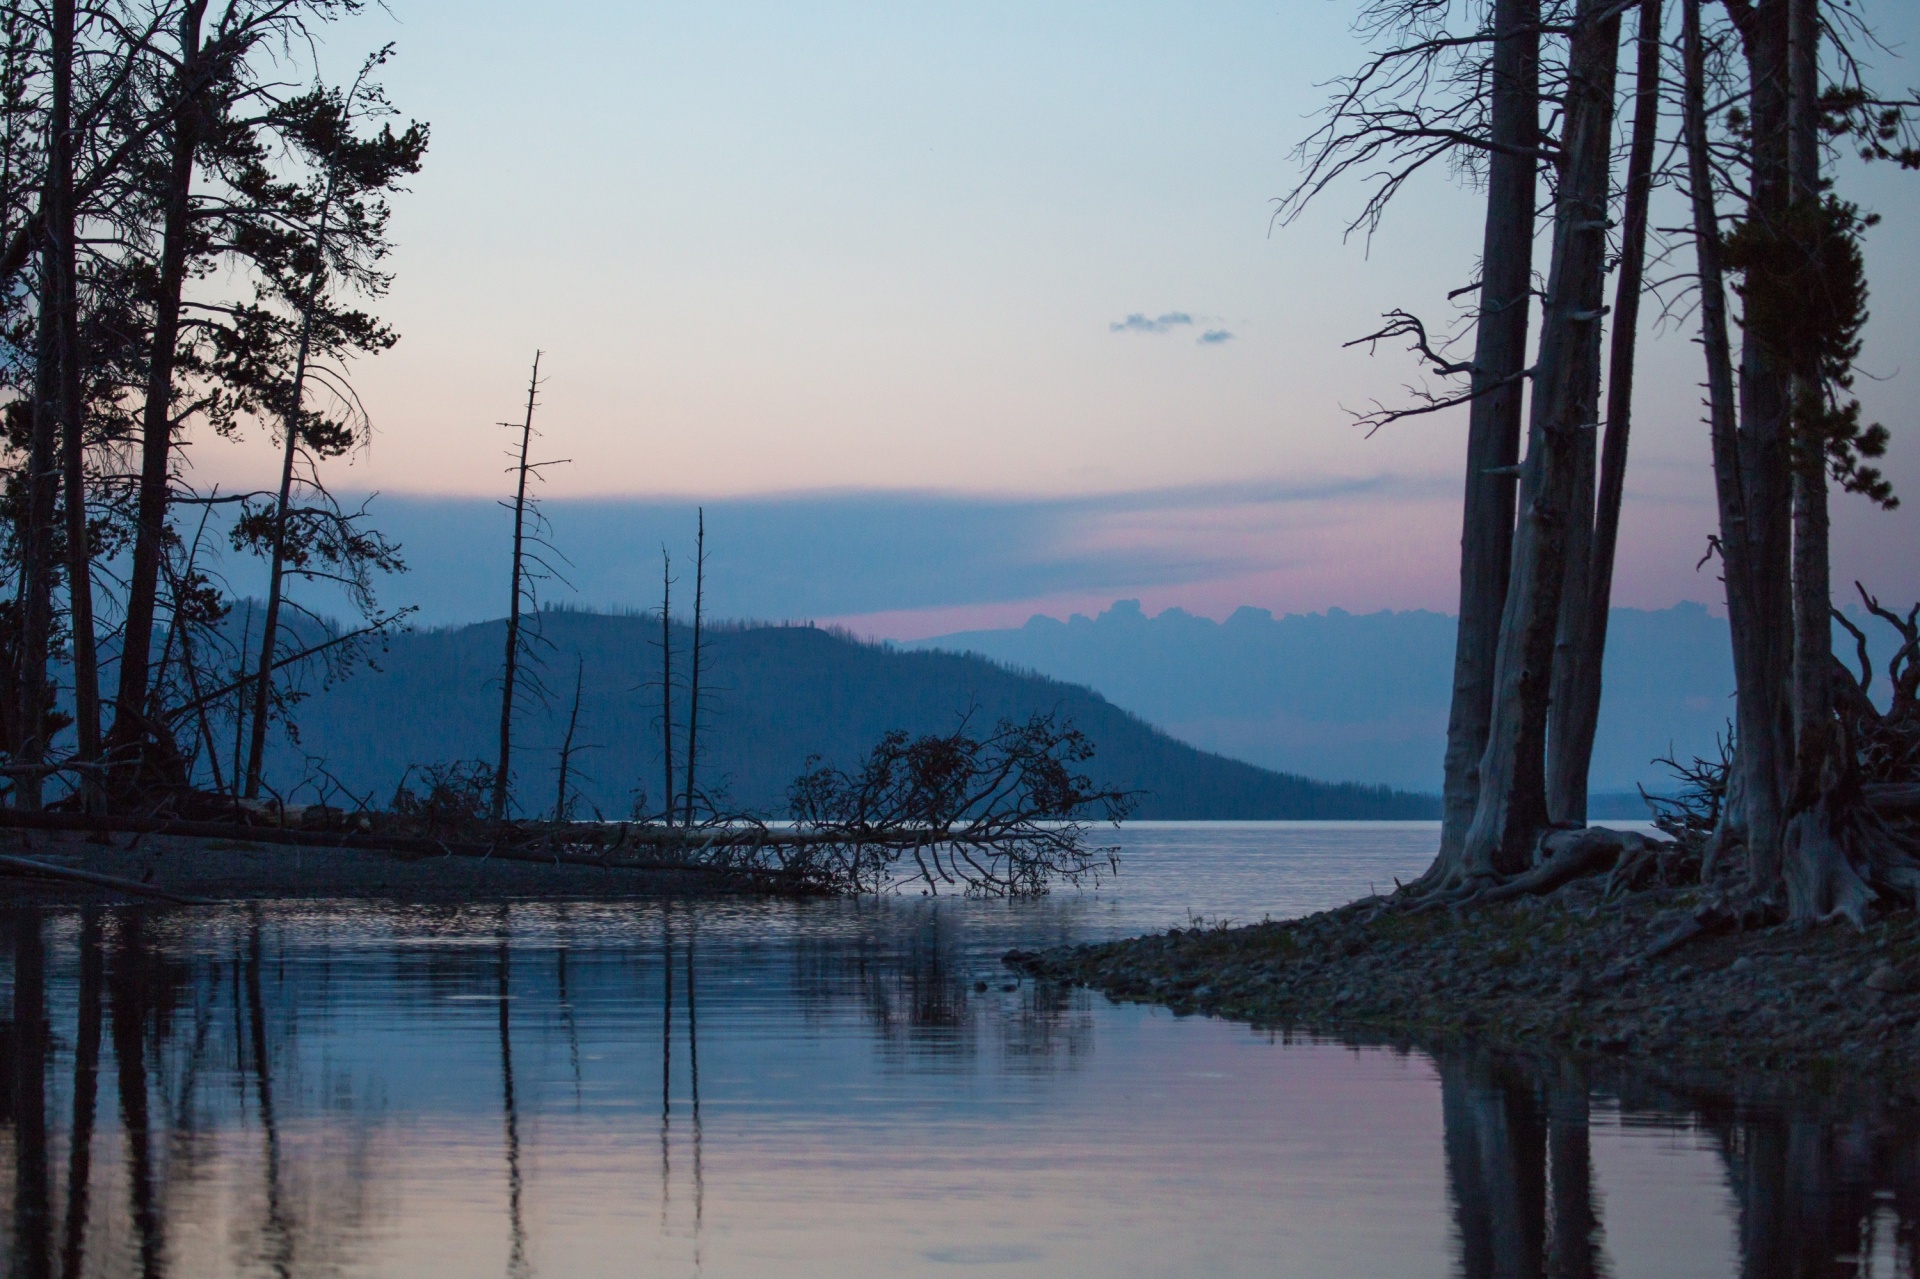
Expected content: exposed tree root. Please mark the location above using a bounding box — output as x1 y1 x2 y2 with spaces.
1403 826 1665 913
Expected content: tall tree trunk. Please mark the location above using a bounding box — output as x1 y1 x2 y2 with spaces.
50 0 101 785
112 1 208 775
1548 0 1664 825
1785 0 1828 807
1684 0 1779 893
16 229 59 811
682 508 704 827
1731 0 1796 888
242 361 306 799
1435 0 1542 875
659 550 673 827
1461 0 1622 878
1777 0 1870 922
491 353 541 821
1547 355 1598 825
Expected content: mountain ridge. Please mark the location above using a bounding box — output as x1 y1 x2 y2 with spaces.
258 610 1438 821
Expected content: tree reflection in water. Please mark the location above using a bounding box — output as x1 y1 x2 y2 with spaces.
6 905 1920 1276
1434 1047 1920 1277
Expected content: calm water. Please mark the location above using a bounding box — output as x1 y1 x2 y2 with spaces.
0 821 1909 1278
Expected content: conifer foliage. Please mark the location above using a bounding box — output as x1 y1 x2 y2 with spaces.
0 2 426 812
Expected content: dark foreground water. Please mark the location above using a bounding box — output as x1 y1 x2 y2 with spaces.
0 822 1912 1277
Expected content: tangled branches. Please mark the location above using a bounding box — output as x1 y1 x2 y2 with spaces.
784 712 1133 896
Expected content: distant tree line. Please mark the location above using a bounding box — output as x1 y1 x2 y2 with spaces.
1286 0 1919 919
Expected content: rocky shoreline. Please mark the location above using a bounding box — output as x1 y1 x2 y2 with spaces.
1006 875 1920 1088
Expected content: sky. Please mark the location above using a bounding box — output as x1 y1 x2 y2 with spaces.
188 1 1920 638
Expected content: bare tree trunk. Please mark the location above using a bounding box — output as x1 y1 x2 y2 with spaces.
1435 0 1542 874
1547 363 1598 825
16 229 60 811
1785 0 1828 807
1461 0 1622 878
1547 0 1663 827
682 508 704 827
242 367 305 800
1732 0 1795 888
491 353 541 821
554 655 582 823
50 0 101 786
112 1 209 775
659 549 674 828
1684 0 1777 889
1778 0 1870 923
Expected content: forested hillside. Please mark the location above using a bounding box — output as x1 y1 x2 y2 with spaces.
263 610 1437 820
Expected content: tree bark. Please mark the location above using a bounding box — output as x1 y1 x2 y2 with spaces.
1785 0 1828 808
1547 0 1663 826
16 230 60 811
1731 0 1796 888
1461 0 1622 878
50 0 102 783
111 1 208 774
1435 0 1542 875
1777 0 1873 924
1685 0 1780 889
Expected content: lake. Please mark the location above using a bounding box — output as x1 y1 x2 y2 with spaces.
1 821 1910 1277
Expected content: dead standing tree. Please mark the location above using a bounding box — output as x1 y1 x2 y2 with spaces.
681 507 708 827
551 655 594 823
1456 0 1622 883
654 547 674 827
1277 0 1568 874
490 352 570 821
1544 0 1664 825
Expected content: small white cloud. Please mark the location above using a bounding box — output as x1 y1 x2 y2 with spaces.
1110 311 1195 334
1197 329 1235 345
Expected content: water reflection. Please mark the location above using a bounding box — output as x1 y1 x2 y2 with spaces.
0 902 1913 1277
